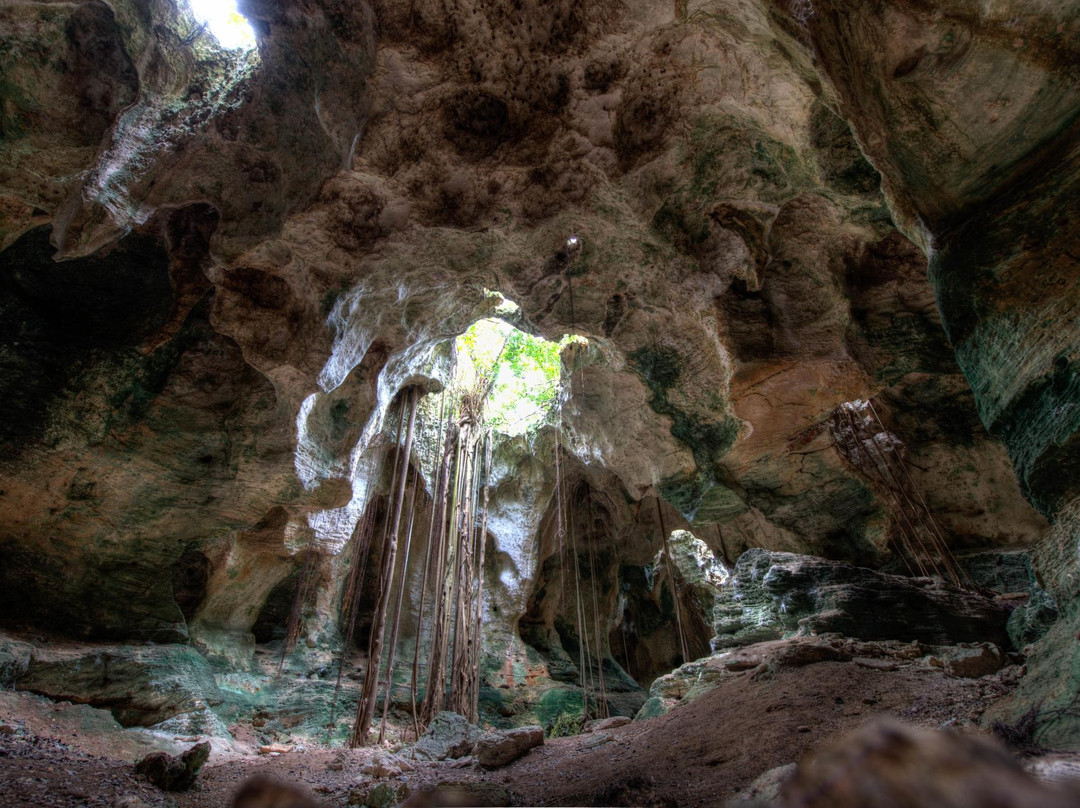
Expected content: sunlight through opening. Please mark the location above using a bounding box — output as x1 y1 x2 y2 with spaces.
187 0 257 50
454 313 585 436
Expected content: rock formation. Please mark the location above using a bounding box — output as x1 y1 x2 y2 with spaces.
1 0 1079 803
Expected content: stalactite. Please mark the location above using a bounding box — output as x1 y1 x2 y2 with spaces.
352 387 420 747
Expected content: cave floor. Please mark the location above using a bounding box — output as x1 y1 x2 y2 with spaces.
0 639 1038 808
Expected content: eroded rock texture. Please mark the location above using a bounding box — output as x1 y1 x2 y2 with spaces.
713 548 1010 650
790 0 1080 747
0 0 1070 749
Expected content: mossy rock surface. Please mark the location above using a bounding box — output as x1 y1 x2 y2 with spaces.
714 549 1011 650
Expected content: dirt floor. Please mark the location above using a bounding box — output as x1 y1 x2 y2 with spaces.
0 636 1046 808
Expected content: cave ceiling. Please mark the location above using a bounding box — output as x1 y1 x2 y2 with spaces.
0 0 1058 647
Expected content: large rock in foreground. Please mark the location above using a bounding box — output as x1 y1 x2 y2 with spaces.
474 726 544 768
714 549 1011 649
777 719 1080 808
406 712 482 762
134 741 210 791
13 643 222 727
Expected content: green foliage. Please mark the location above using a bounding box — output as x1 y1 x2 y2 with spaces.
455 318 580 434
546 710 584 738
498 328 563 411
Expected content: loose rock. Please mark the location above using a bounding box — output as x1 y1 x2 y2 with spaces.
349 780 410 808
474 726 544 768
731 762 796 804
363 751 413 778
406 712 482 761
583 716 632 733
134 741 210 791
944 644 1007 679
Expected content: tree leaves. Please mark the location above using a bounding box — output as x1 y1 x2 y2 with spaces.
455 318 576 433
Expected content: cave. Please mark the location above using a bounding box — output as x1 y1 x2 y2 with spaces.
2 1 1080 806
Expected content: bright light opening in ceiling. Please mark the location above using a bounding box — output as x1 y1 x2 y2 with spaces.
455 317 585 436
187 0 257 50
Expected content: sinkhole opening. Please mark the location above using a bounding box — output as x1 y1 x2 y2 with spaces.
453 303 586 436
186 0 257 50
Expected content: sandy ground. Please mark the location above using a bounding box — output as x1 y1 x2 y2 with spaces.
0 639 1040 808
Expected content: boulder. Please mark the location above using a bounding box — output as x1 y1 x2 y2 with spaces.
349 781 409 808
636 655 735 719
406 712 482 761
401 781 512 807
583 716 631 733
134 741 210 791
941 644 1007 679
778 719 1080 807
363 751 413 778
15 644 222 727
474 726 544 768
714 549 1011 650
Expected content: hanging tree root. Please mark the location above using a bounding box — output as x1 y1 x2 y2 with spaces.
829 399 971 588
352 388 420 748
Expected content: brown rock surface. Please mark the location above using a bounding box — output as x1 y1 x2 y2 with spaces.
0 0 1047 669
779 719 1080 808
0 0 1075 781
134 741 211 792
473 725 544 768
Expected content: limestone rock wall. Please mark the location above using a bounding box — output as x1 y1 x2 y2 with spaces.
0 0 1061 737
792 0 1080 746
